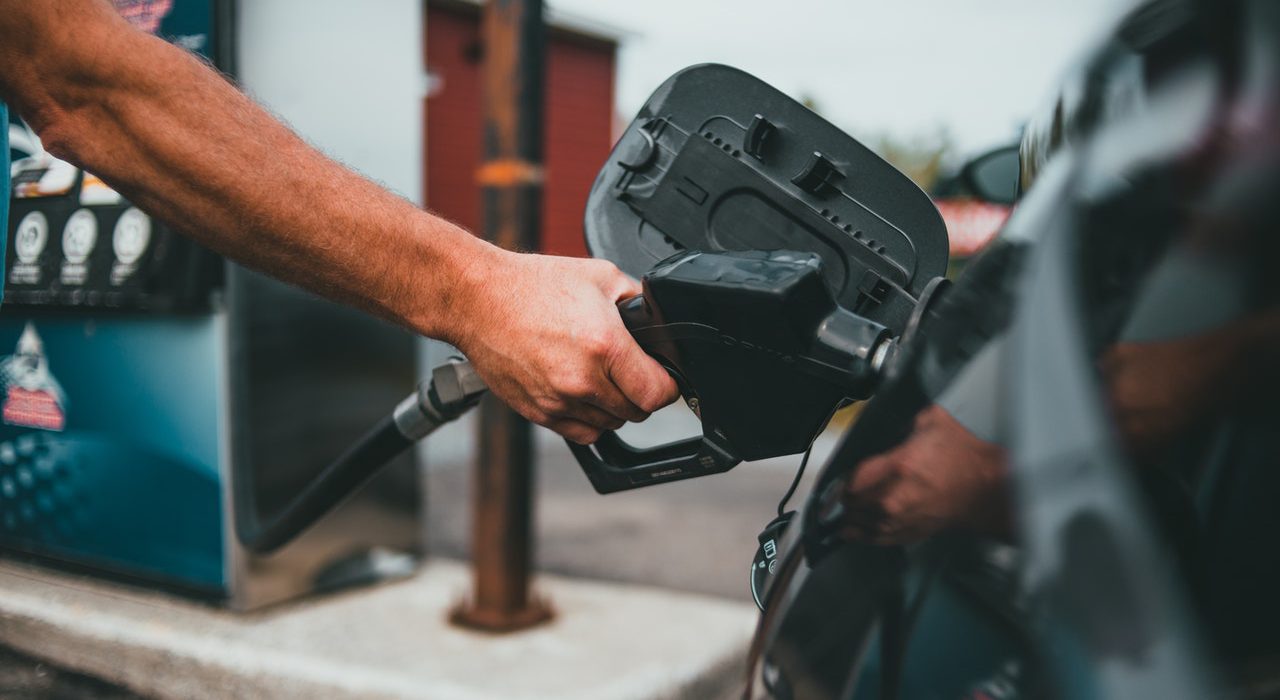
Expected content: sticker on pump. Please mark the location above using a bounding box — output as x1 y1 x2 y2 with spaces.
60 209 98 286
11 156 76 199
79 172 124 206
10 212 49 285
111 208 152 285
0 323 66 432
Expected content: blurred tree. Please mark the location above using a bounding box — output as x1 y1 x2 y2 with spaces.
796 89 954 191
867 128 955 191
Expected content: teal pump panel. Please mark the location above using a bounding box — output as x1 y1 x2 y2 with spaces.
0 0 422 607
0 318 227 591
1 0 228 594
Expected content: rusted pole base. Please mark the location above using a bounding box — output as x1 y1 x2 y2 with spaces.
449 594 554 633
450 396 555 633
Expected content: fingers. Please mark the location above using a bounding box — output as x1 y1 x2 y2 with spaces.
576 261 676 418
469 256 674 441
563 401 626 432
605 341 679 416
847 453 898 498
577 364 650 423
843 453 904 543
842 491 913 546
516 361 634 432
509 394 618 444
545 417 605 445
539 345 649 424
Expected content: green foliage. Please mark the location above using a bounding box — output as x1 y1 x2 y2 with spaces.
866 129 955 191
795 92 953 190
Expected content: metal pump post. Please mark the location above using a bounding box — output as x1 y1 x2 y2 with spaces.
450 0 554 632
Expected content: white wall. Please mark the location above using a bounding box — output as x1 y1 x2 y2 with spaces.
236 0 424 204
237 1 444 465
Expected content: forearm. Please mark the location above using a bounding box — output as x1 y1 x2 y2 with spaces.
0 0 680 441
1102 309 1280 456
0 0 492 341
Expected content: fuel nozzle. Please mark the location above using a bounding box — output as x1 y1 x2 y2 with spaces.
393 358 488 440
811 306 897 399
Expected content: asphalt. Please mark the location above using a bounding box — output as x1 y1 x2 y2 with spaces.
0 645 142 699
423 403 841 602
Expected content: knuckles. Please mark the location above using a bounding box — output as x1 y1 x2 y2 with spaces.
560 378 598 401
529 410 550 426
579 329 616 361
536 395 569 418
632 390 665 415
567 427 602 445
589 258 629 284
632 371 677 414
879 497 904 520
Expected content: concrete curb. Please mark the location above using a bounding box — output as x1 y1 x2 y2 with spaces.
0 559 758 699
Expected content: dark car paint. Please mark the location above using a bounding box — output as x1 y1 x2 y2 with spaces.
751 1 1280 698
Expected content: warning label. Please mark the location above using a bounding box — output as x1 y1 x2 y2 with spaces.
0 324 66 432
2 389 65 431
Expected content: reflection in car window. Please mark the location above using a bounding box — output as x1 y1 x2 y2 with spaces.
1088 157 1280 680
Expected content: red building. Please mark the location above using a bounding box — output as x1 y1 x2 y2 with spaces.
424 0 619 257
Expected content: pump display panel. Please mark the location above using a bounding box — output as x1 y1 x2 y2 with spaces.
4 0 224 312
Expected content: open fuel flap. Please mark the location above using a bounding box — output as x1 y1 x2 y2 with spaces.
571 64 951 493
585 63 948 334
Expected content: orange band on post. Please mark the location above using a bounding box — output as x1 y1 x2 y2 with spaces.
476 159 545 186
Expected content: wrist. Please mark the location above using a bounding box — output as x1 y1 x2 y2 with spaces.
400 220 506 347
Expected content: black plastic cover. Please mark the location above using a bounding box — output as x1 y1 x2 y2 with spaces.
584 64 949 333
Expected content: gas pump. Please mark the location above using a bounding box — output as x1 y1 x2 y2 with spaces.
0 0 423 610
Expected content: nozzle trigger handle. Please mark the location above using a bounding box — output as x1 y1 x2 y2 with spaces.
567 432 739 494
566 294 741 493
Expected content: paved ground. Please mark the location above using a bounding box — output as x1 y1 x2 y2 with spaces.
424 403 844 603
0 558 754 700
0 645 142 699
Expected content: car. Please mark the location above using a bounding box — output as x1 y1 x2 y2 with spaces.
748 0 1280 697
932 143 1019 268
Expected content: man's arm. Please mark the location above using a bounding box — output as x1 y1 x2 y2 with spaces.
0 0 677 442
842 404 1011 545
1101 310 1280 457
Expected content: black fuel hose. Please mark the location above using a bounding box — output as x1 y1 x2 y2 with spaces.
237 359 487 554
237 416 412 554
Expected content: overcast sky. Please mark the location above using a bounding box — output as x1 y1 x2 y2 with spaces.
547 0 1131 155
